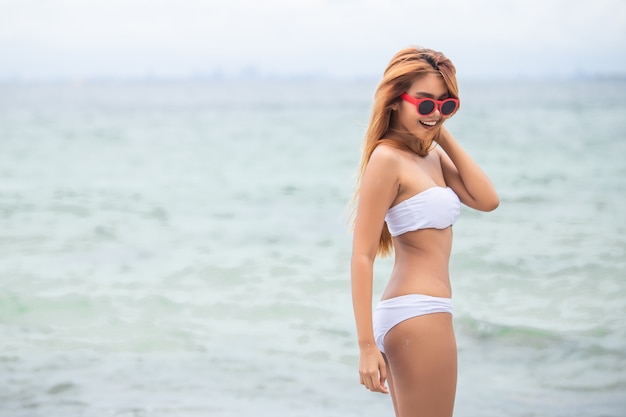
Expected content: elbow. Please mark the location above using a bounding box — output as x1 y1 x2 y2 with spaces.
483 195 500 212
487 200 499 212
351 251 376 266
471 193 499 212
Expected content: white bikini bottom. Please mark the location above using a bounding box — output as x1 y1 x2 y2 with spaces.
372 294 453 354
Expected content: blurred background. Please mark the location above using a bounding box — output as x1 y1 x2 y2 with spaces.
1 1 625 416
1 0 625 81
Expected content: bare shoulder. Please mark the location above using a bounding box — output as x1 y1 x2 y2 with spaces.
432 143 445 159
361 143 401 190
368 143 401 169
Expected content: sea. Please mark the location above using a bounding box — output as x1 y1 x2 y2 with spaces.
0 76 625 417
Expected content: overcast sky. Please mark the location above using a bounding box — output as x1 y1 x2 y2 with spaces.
1 0 625 81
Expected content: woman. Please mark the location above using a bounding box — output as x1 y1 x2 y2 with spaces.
350 47 499 417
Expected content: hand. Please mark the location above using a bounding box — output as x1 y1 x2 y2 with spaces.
358 345 389 394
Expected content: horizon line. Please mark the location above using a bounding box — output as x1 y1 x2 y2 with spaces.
1 71 625 85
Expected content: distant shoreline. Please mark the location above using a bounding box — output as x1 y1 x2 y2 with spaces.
1 73 626 86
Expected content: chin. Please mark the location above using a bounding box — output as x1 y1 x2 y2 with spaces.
417 126 440 141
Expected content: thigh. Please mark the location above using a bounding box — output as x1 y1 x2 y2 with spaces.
383 354 400 417
383 313 457 417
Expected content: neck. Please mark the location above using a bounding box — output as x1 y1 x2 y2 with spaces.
385 128 436 156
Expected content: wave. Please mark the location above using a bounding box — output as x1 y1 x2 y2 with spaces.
455 316 624 356
456 316 562 346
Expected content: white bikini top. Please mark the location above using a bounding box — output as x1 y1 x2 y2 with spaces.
385 186 461 236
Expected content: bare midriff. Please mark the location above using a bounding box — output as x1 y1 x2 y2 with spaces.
380 227 453 301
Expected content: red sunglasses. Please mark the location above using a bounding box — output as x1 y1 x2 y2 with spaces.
400 93 459 116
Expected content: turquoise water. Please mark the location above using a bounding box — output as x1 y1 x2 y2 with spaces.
0 78 625 416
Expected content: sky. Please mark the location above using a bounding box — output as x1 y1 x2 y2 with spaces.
1 0 625 81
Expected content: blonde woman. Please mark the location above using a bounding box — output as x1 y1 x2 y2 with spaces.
351 47 499 417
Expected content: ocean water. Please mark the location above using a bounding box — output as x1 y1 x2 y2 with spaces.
0 77 625 417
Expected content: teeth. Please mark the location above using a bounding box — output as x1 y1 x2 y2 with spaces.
421 120 437 126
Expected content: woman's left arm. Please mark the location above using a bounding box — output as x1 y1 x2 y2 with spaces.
436 126 500 212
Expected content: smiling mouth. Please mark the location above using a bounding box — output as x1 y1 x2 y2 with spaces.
420 120 437 127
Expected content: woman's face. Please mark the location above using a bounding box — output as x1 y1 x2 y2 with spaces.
393 73 452 140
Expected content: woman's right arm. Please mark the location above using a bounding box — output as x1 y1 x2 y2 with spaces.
351 145 399 394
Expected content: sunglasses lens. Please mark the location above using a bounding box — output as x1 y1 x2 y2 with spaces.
417 100 435 115
441 100 457 115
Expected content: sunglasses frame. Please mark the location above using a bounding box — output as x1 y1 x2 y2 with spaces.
400 93 459 117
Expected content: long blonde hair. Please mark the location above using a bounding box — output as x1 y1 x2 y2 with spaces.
351 46 460 257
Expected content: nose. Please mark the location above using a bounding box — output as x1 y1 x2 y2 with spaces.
432 105 442 117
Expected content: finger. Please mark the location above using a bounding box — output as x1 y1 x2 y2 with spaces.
379 362 387 384
379 363 389 394
377 381 389 394
360 371 373 387
372 379 388 394
363 373 386 394
364 374 376 391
